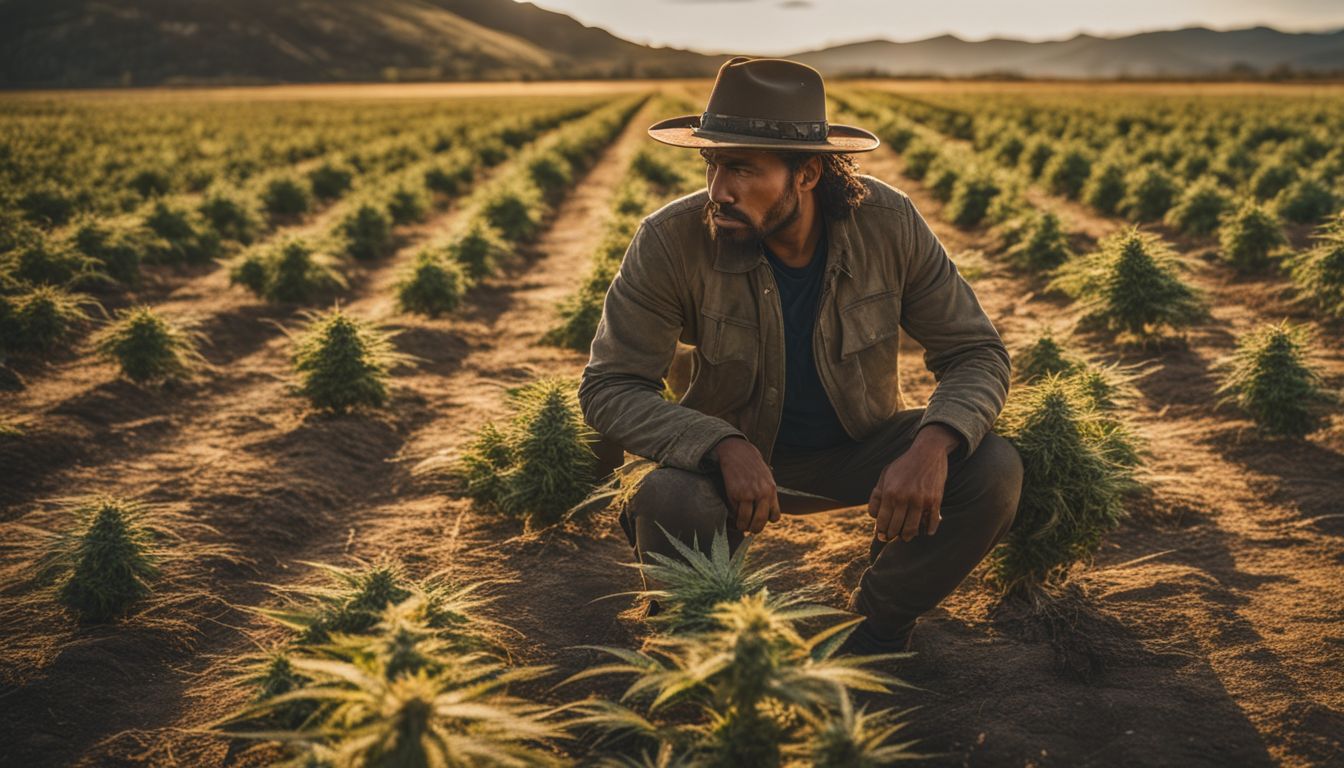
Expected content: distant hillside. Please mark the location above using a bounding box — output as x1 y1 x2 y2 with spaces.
0 0 719 87
2 2 1342 89
793 26 1344 78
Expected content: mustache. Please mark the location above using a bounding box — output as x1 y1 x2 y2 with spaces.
705 201 750 224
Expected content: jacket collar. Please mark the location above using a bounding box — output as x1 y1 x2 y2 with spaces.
711 211 855 277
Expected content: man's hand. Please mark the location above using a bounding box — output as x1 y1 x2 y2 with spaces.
868 424 961 543
711 437 781 535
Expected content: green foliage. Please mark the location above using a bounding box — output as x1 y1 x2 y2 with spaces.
567 591 911 767
386 183 429 224
1218 201 1287 271
0 284 97 355
261 175 312 217
143 201 221 264
990 375 1138 598
945 168 1000 228
395 249 466 317
1164 177 1232 237
262 559 498 650
635 526 791 635
423 159 473 197
1250 160 1295 200
291 307 402 413
1049 228 1205 341
41 497 162 623
1013 331 1086 383
473 137 509 167
901 142 939 181
198 188 262 243
482 184 543 243
1288 213 1344 318
1274 175 1335 225
94 305 204 383
1021 137 1055 179
1004 211 1072 272
18 183 76 226
128 167 172 198
1083 160 1127 215
787 695 920 768
631 149 684 187
448 219 510 280
338 202 393 261
457 378 597 529
1215 321 1330 437
1123 165 1179 222
927 162 959 203
230 238 346 304
307 162 354 200
2 234 104 288
526 151 574 203
1043 145 1092 199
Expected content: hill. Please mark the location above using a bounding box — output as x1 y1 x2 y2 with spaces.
0 0 719 87
793 26 1344 78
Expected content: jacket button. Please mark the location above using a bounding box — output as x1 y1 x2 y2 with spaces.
766 386 778 404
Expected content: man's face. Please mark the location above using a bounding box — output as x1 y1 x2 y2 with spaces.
701 148 800 244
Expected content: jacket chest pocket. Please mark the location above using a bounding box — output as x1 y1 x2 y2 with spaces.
840 290 902 360
685 309 760 414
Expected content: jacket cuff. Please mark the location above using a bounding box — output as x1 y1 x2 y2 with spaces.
918 402 987 461
665 416 747 473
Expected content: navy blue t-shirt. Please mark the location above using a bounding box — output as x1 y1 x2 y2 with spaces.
765 233 850 454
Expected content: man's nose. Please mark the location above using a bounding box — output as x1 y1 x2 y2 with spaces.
707 168 734 206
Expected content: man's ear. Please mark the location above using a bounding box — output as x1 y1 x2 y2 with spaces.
797 155 822 192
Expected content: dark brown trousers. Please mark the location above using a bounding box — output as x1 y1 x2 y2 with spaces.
618 408 1024 643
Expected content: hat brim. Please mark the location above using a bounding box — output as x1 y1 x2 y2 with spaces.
648 114 880 153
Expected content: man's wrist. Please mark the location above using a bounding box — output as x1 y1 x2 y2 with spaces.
914 422 963 457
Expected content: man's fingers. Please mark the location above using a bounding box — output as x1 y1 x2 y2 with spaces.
867 489 880 520
768 489 781 523
926 503 943 536
900 501 924 541
875 496 902 543
750 497 769 534
735 500 753 532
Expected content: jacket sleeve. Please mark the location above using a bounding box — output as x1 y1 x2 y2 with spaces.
578 220 746 472
897 195 1011 459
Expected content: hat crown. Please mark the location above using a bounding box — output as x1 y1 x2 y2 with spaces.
704 57 827 123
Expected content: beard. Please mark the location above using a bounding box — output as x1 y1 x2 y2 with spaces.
704 184 801 245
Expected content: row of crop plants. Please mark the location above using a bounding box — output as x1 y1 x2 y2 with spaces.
844 89 1344 323
0 97 607 396
830 89 1339 611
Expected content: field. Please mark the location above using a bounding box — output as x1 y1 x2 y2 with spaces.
2 80 1343 767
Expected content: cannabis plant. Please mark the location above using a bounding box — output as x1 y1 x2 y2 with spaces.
946 168 1000 229
386 184 429 225
231 238 346 305
990 374 1139 599
1043 145 1092 200
262 175 312 217
1219 201 1287 272
1083 160 1126 215
1214 320 1331 437
1004 211 1072 273
291 307 403 413
1013 331 1086 383
198 188 262 243
395 249 467 317
482 184 544 243
1122 165 1179 222
1274 175 1335 225
449 219 510 280
458 378 598 529
1288 213 1344 318
308 162 355 200
1164 177 1231 237
339 202 394 261
1048 227 1206 342
785 694 921 768
94 305 204 383
0 284 98 355
37 497 163 622
143 201 221 264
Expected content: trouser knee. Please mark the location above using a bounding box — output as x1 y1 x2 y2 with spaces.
626 467 731 559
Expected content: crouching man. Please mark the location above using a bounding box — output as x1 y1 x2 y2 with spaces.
577 57 1023 654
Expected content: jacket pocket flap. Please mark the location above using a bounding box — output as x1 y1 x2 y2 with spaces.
840 291 902 360
699 309 759 365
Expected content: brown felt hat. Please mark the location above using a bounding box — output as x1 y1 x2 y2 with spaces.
649 56 879 153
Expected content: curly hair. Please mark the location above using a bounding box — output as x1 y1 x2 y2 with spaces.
780 152 868 220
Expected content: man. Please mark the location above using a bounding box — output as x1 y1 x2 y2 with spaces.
577 57 1023 654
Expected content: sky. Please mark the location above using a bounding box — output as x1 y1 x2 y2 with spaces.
520 0 1344 54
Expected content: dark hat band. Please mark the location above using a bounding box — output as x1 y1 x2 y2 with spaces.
697 111 829 142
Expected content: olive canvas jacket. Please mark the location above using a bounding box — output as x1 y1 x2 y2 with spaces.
577 175 1011 473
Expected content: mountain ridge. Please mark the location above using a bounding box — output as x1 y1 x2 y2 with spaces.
1 0 1341 88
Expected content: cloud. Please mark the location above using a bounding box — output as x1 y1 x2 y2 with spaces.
779 0 813 7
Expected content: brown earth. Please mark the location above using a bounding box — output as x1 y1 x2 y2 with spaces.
1 82 1342 767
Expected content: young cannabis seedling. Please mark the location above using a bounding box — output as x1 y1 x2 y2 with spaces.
1005 211 1072 273
1288 213 1344 319
1219 201 1287 272
1214 320 1331 437
1048 227 1206 342
395 249 467 317
1164 177 1231 237
290 307 403 413
94 305 205 383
